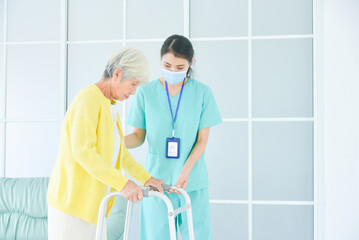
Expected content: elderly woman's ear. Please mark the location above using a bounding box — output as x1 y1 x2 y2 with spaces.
113 68 123 81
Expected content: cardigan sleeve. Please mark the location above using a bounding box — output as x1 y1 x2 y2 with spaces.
120 145 152 185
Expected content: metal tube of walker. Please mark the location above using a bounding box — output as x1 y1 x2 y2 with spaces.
171 186 195 240
95 184 195 240
95 192 124 240
146 190 177 239
95 185 171 240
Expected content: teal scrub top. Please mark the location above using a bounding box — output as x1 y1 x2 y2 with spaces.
126 78 222 192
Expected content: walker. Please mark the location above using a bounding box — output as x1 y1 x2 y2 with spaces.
95 184 195 240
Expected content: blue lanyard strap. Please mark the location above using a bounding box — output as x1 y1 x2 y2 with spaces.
165 79 185 136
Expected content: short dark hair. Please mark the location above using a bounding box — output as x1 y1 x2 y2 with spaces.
160 34 194 78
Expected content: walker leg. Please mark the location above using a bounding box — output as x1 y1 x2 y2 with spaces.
186 207 195 240
123 201 133 240
168 213 177 240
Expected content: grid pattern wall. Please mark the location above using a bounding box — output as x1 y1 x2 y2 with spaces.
0 0 315 239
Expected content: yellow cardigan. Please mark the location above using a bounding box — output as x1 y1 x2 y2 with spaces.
47 84 151 225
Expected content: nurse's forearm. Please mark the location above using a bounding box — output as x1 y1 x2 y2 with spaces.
125 133 144 148
124 128 146 149
182 128 210 174
183 140 207 174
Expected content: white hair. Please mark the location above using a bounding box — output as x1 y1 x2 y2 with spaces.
103 47 149 85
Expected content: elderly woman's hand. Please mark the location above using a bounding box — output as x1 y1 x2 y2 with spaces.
121 180 143 202
144 177 165 193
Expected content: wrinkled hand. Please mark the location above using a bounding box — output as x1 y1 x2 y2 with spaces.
169 171 190 194
144 177 164 193
121 180 143 202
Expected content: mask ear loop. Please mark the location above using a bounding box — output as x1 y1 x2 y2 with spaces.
187 58 194 78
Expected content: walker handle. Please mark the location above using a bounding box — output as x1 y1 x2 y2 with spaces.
142 184 172 197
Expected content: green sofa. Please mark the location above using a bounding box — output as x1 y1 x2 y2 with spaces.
0 178 127 240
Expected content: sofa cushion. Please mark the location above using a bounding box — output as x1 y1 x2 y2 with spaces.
0 177 49 240
0 177 128 240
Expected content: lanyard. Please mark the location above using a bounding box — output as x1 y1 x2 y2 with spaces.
165 79 185 137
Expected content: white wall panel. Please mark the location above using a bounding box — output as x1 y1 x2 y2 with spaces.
253 39 313 117
127 0 183 39
0 46 4 119
253 205 314 240
5 122 60 177
207 122 248 200
211 203 248 240
253 122 314 201
0 0 4 42
193 40 248 118
190 0 248 38
324 0 359 239
253 0 313 36
68 0 123 41
0 123 3 177
6 45 61 119
7 0 60 41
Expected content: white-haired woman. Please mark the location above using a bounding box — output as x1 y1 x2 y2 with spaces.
47 47 164 240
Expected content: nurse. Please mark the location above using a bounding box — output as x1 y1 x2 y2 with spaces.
125 34 222 239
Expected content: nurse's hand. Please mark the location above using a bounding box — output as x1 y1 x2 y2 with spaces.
121 180 143 202
170 171 190 194
144 177 165 193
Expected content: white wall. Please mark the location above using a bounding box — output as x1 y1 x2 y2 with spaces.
324 0 359 239
0 0 324 239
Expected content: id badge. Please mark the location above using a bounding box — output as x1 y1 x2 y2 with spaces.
166 137 180 159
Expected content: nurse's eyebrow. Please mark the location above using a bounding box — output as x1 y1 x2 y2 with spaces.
164 61 185 67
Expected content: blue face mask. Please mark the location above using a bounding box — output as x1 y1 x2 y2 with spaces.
161 67 187 85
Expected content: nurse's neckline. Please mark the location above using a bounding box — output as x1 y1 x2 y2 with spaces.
158 77 190 98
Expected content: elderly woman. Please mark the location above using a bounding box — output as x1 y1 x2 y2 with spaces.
47 47 164 240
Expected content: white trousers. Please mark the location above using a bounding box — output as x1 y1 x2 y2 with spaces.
48 205 107 240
